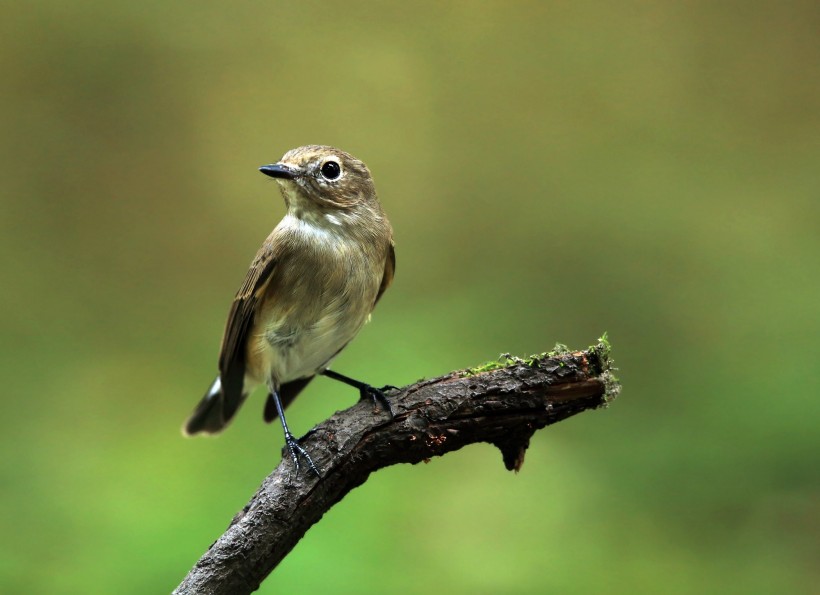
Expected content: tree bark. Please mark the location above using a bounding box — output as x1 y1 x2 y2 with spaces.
174 339 620 594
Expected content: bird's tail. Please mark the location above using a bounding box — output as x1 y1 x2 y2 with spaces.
183 376 244 436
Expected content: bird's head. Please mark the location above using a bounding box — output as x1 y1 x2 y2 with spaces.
260 146 379 218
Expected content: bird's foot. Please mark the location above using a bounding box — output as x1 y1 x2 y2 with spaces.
321 370 397 417
359 384 397 417
283 431 320 478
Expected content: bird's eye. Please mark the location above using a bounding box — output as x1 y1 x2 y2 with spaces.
320 160 341 180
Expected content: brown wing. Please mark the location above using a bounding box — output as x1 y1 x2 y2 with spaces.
217 244 277 411
374 241 395 306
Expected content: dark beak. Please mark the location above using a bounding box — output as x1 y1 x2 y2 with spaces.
259 164 296 179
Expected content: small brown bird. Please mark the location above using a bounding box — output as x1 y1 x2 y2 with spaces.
183 145 395 475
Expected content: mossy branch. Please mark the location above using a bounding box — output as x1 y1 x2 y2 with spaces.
173 337 620 595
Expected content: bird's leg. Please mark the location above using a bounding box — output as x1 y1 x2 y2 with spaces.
321 369 396 416
269 386 320 477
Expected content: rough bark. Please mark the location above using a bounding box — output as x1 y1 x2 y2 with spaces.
174 339 620 594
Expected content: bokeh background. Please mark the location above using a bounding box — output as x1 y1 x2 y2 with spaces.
2 1 818 593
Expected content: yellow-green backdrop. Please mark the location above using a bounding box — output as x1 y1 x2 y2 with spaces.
1 2 817 593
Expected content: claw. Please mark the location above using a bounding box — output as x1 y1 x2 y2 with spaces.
360 385 395 417
283 431 320 477
320 370 397 418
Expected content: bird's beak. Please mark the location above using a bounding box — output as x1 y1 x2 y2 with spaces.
259 164 296 179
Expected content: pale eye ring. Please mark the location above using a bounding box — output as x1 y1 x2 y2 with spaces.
320 160 341 180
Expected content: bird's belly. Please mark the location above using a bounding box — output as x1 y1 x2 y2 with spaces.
249 303 371 387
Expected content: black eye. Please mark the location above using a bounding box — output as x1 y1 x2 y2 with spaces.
320 160 341 180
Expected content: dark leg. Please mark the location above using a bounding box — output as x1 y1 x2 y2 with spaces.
269 386 320 477
321 369 396 416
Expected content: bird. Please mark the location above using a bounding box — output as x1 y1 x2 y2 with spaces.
183 145 395 475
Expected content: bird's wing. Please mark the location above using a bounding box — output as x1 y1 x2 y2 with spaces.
217 244 277 409
374 241 395 306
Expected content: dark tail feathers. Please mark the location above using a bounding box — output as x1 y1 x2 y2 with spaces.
183 376 244 435
185 374 316 434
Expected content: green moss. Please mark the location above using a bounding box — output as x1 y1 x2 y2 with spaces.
548 343 571 357
599 370 621 405
589 332 620 405
462 354 522 376
461 345 568 376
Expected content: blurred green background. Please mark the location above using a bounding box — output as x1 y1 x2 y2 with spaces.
2 1 818 593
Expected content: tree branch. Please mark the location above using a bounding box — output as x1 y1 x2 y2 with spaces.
174 338 620 594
